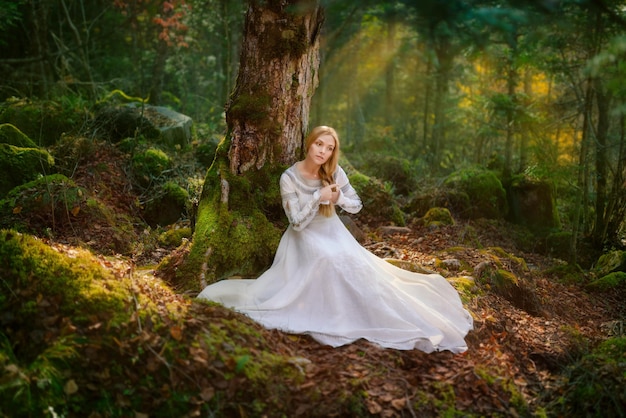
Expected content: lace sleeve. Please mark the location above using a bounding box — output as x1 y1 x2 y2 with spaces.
280 171 322 231
334 166 363 214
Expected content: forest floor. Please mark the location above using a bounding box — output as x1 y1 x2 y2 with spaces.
21 141 626 416
69 216 624 417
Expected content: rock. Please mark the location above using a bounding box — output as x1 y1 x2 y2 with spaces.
340 215 365 243
137 105 193 148
378 226 411 236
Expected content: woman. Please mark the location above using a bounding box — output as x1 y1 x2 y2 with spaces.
197 126 473 352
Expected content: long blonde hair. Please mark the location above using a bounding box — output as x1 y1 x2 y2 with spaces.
304 126 340 217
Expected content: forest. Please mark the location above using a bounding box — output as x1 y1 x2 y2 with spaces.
1 0 625 417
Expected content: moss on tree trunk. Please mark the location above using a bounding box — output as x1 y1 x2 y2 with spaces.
175 1 323 291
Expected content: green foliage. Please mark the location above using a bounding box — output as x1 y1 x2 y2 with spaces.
345 159 406 226
357 154 418 196
0 98 84 146
0 123 37 148
0 143 55 197
547 337 626 417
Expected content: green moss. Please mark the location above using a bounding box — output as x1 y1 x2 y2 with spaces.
593 250 626 277
0 143 55 196
131 147 172 187
0 97 83 146
347 168 406 226
0 230 130 326
422 207 454 227
587 271 626 292
542 263 586 285
159 227 192 247
0 123 37 148
174 155 282 289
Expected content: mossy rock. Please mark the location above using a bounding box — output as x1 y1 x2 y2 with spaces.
159 226 192 247
131 147 172 188
593 250 626 277
0 97 82 146
343 160 405 226
90 104 161 143
587 271 626 292
0 143 55 197
475 248 541 315
358 154 417 196
0 123 37 148
420 207 454 227
143 181 189 227
443 167 507 219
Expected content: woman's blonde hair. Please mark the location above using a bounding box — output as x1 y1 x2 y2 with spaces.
304 126 340 217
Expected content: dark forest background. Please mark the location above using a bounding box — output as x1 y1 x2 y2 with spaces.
1 0 625 257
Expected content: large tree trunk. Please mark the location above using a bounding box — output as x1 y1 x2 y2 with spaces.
227 0 323 174
174 0 324 290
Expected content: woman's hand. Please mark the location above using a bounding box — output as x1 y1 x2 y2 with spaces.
320 183 339 203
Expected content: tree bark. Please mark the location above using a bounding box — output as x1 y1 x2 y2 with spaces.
176 0 324 289
227 0 324 174
593 78 610 245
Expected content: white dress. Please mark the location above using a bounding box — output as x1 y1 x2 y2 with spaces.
197 163 473 352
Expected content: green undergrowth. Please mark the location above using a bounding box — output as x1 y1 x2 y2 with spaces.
545 337 626 417
0 229 323 417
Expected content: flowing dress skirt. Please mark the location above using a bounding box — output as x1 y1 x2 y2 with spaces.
197 214 473 352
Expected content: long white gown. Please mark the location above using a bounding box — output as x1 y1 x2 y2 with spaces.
197 163 473 352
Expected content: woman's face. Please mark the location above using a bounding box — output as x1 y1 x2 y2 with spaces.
307 134 336 165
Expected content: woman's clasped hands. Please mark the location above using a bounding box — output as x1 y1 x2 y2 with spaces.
320 183 339 205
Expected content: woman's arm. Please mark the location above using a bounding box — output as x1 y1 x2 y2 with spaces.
334 166 363 214
280 172 321 231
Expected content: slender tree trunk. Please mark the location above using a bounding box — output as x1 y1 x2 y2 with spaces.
421 58 432 153
384 16 396 126
593 78 610 244
519 69 531 172
29 0 52 97
603 114 626 245
570 79 594 263
504 34 518 178
431 41 452 166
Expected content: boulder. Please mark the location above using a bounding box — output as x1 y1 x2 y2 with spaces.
443 167 507 220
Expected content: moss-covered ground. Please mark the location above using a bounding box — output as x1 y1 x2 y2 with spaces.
1 136 625 417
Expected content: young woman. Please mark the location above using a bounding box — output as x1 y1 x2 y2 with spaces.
197 126 473 352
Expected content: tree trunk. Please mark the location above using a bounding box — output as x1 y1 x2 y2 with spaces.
227 0 323 174
593 78 610 245
176 0 324 289
431 40 452 166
